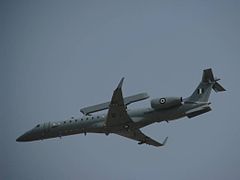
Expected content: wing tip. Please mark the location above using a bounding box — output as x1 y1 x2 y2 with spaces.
117 77 125 89
156 137 168 147
162 136 168 146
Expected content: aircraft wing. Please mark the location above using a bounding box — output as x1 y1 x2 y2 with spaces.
106 78 167 147
105 78 134 127
116 129 168 147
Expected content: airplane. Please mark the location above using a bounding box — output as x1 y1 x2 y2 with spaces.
16 68 225 147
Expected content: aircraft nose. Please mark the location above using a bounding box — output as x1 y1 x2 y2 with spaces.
16 136 23 142
16 134 27 142
16 132 32 142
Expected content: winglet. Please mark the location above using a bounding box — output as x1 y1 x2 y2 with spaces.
117 77 124 89
161 137 168 146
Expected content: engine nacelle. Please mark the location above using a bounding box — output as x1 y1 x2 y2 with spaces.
151 97 182 110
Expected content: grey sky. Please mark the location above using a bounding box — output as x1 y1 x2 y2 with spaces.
1 0 240 180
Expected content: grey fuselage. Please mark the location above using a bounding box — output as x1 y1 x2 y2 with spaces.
16 102 205 142
16 68 225 144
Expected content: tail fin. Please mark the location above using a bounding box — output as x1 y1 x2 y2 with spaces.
187 68 226 103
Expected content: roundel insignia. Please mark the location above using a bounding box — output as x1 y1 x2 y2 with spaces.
159 98 166 104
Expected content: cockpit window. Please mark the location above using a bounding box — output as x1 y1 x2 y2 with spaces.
36 124 40 128
52 123 59 128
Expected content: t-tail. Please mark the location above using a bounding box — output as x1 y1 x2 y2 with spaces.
186 68 226 103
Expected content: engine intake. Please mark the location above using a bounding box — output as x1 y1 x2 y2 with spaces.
151 97 182 110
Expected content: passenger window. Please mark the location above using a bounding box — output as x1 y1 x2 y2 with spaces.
75 119 77 122
36 124 40 128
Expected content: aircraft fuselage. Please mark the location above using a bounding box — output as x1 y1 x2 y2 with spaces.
16 68 225 147
16 103 205 142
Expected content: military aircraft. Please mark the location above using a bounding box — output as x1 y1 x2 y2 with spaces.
16 68 225 147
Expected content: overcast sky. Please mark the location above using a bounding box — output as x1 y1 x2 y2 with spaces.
1 0 240 180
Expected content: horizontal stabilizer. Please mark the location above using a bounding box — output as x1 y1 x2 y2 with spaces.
213 82 226 92
202 68 226 92
80 93 149 115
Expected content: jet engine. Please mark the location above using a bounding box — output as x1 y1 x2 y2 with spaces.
151 97 182 110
